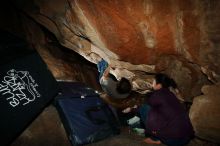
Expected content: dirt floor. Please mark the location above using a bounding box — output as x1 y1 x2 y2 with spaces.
87 125 219 146
12 105 219 146
87 129 219 146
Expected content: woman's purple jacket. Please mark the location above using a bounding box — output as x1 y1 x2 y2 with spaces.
145 88 194 139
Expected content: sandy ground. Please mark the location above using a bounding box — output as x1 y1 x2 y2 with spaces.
12 106 218 146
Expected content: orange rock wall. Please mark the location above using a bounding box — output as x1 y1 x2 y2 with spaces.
13 0 220 98
76 0 200 64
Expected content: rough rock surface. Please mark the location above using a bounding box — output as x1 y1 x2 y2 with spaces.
190 83 220 143
9 0 220 144
14 0 220 99
20 16 101 89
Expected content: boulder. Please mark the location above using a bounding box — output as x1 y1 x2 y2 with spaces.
190 83 220 143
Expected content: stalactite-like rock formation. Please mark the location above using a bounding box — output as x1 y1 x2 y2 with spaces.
14 0 220 99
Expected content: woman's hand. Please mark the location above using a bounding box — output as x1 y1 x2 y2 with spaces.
152 130 157 135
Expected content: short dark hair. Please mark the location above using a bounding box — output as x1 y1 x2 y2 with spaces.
116 77 132 94
155 73 177 88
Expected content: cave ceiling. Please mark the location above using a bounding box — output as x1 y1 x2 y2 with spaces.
13 0 220 99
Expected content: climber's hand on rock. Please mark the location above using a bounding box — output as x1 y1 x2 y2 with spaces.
122 107 132 113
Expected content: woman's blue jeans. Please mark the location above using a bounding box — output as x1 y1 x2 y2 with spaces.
139 104 151 125
97 59 108 80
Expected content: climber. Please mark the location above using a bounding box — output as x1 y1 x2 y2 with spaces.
123 73 194 146
97 59 132 99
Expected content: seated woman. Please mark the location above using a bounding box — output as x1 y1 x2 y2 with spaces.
123 73 194 146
